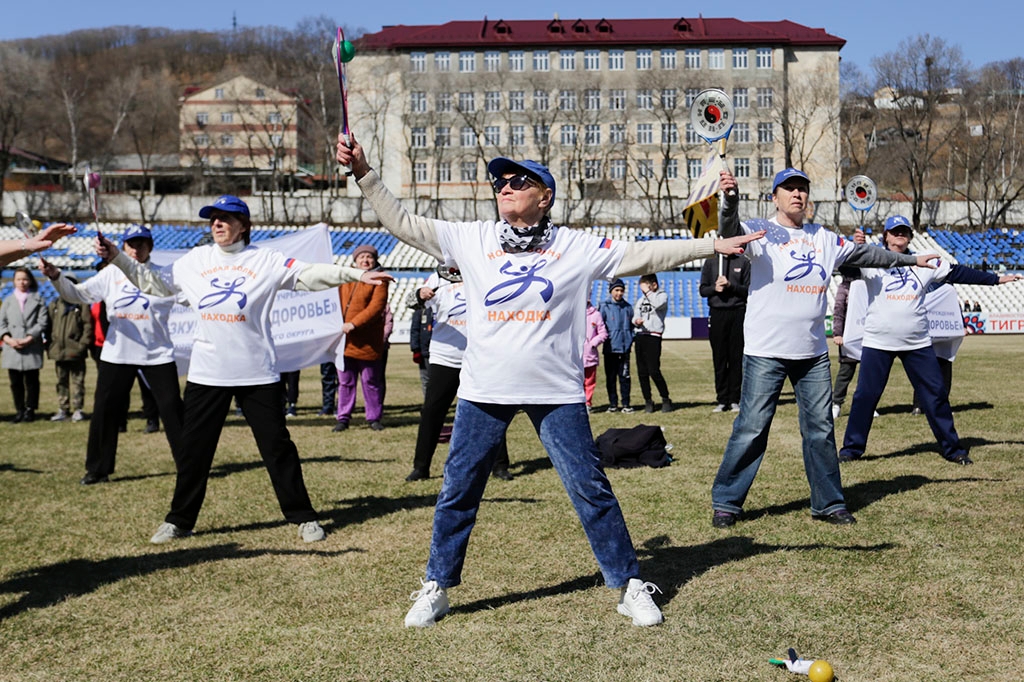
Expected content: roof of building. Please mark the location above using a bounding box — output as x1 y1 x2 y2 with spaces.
357 16 845 51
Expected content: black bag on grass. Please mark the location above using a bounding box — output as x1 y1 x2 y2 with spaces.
595 425 671 469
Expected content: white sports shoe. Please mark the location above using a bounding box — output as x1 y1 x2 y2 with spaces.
50 410 68 422
150 522 192 544
712 404 727 413
617 578 664 627
298 520 325 543
71 410 85 422
404 579 449 628
831 404 841 419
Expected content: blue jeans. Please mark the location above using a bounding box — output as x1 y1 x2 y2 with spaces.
841 345 967 462
426 400 640 589
712 353 848 517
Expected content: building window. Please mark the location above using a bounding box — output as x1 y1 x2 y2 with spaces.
658 88 676 110
509 91 524 112
460 127 476 147
665 158 679 179
560 160 578 181
411 127 427 148
484 51 501 72
609 89 626 110
221 157 233 168
584 50 600 71
558 90 577 111
436 92 452 113
733 123 750 143
458 92 475 113
533 51 550 72
220 112 233 123
660 48 677 69
585 124 601 146
509 51 524 71
437 162 451 182
267 112 282 124
757 87 774 108
484 126 501 146
637 159 654 178
685 124 699 144
220 134 233 145
758 157 775 178
410 91 427 113
685 88 700 107
684 48 701 69
609 124 626 144
708 48 724 70
734 158 750 178
637 89 653 110
584 89 601 110
460 161 477 181
636 123 653 145
255 88 266 99
559 50 576 71
732 49 748 69
485 91 502 112
534 89 550 111
661 123 679 145
413 162 427 183
560 124 577 146
459 52 476 72
585 159 602 179
636 49 652 70
214 88 224 99
688 158 702 179
194 133 209 146
610 158 626 179
435 52 450 72
756 47 773 69
733 88 749 109
410 53 426 72
271 134 282 146
435 127 450 147
534 124 550 146
757 122 774 143
511 125 525 147
608 50 624 70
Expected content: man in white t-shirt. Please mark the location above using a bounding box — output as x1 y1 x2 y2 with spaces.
337 131 763 630
710 169 939 529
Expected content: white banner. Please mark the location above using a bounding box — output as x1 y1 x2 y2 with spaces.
151 224 345 376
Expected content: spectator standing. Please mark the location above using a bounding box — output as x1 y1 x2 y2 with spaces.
583 300 608 411
1 267 48 423
699 252 749 413
632 273 672 413
600 279 634 413
409 300 433 397
46 276 93 422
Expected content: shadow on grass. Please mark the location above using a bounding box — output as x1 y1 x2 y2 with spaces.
508 455 553 477
0 462 44 474
854 435 1023 462
0 544 357 621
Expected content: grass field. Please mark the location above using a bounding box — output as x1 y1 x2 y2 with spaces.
1 336 1022 682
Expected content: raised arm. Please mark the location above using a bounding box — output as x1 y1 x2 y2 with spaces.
295 263 393 291
717 171 742 239
96 234 176 297
39 258 99 306
616 230 764 277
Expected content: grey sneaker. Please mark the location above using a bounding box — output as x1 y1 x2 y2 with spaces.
150 522 192 544
617 578 663 627
50 409 68 422
404 579 449 628
712 404 727 413
71 410 85 422
620 406 635 414
298 520 325 542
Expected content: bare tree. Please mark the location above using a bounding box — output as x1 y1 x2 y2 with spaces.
0 47 45 221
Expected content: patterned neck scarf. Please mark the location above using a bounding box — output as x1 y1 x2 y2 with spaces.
498 216 553 254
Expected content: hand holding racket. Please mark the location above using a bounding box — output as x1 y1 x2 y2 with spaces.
689 89 736 197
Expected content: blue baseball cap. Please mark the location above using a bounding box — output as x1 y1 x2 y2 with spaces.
122 224 153 244
198 195 250 219
884 215 913 233
771 167 811 193
488 157 556 204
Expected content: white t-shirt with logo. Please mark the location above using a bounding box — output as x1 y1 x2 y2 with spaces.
436 222 626 404
861 259 952 351
423 272 469 369
55 265 177 365
739 218 857 359
154 244 306 386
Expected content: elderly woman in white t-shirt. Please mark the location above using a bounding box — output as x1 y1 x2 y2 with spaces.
95 195 392 545
337 132 762 630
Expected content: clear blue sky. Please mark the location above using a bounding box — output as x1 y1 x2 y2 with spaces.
1 0 1020 73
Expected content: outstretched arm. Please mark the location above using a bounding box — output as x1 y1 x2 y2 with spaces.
617 230 764 277
295 263 394 291
0 223 77 267
95 233 176 297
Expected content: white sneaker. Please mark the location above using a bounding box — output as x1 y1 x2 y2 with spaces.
873 410 880 418
831 404 841 419
71 410 85 422
298 520 325 543
404 579 449 628
150 522 192 544
712 404 727 413
729 403 741 413
50 410 68 422
617 578 664 627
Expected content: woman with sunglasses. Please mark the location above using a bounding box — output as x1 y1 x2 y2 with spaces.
337 132 763 629
94 195 392 545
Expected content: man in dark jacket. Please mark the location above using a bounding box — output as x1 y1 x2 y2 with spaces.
599 278 634 413
699 254 749 413
47 277 94 421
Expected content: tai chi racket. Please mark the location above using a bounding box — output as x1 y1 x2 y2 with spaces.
689 88 736 197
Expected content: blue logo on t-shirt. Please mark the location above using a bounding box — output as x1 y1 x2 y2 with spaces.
783 251 827 281
112 284 150 310
885 268 919 292
484 260 554 306
449 290 467 318
198 276 249 309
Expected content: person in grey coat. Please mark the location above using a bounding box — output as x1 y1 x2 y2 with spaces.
1 267 49 422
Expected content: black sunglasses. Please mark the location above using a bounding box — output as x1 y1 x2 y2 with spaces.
492 174 536 193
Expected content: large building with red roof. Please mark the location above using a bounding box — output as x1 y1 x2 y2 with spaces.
347 16 845 225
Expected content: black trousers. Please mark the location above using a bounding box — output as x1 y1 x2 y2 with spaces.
708 307 745 406
412 363 509 474
281 370 300 405
8 369 40 413
165 381 318 531
85 361 184 476
319 362 337 412
603 351 632 408
634 334 670 403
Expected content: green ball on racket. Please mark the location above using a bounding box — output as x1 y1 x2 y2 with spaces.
339 40 356 62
